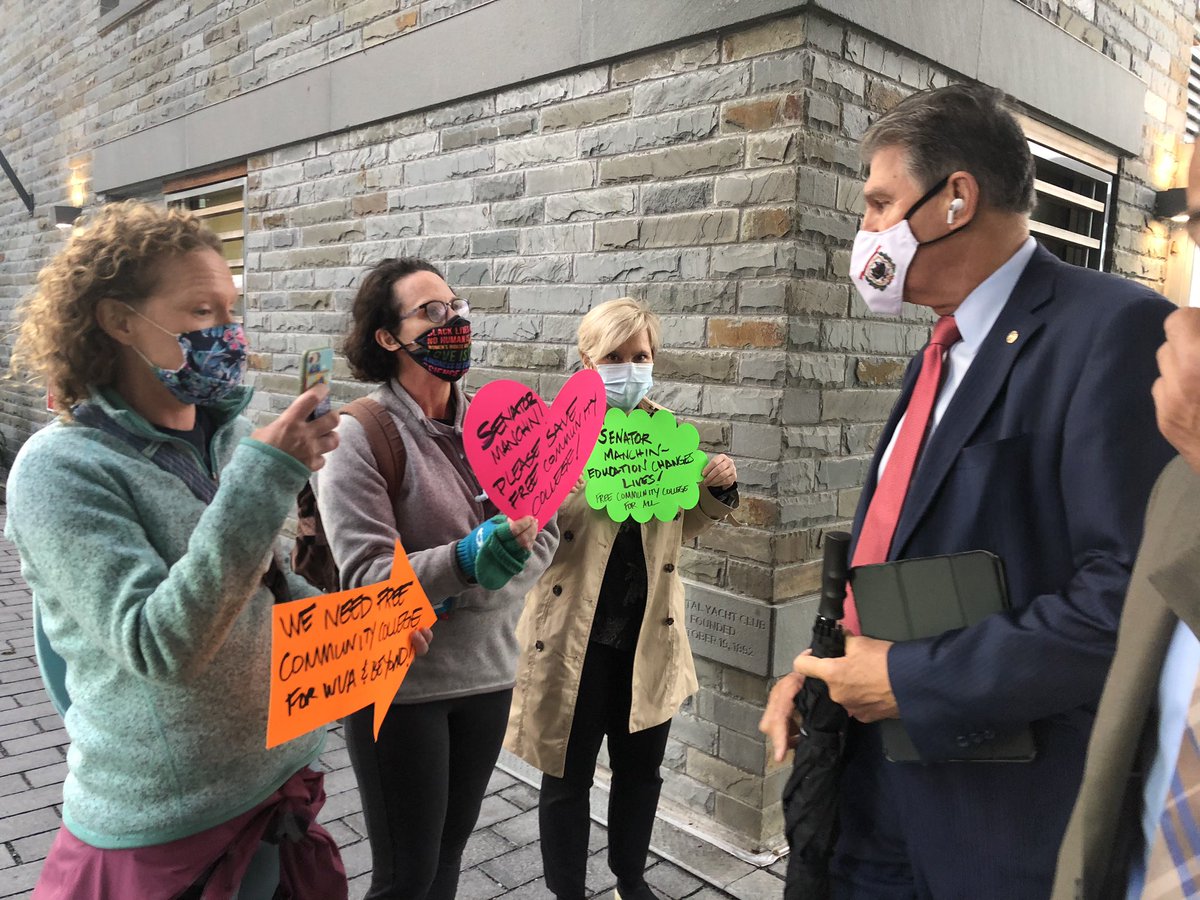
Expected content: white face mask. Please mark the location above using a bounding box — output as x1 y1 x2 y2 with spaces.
596 363 653 412
850 174 958 316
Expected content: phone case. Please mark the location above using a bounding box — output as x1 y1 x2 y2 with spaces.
303 348 334 418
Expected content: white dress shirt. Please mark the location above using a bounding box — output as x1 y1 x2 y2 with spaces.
877 236 1038 477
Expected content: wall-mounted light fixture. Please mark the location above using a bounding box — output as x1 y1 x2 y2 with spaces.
53 205 82 230
1155 187 1189 223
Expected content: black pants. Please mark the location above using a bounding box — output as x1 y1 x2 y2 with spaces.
539 642 672 899
344 689 513 900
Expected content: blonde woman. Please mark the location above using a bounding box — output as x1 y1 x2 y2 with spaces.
505 298 740 900
6 202 347 899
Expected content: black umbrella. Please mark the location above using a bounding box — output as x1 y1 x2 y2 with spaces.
782 531 851 900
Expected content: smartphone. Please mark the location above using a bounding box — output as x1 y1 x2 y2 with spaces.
301 347 334 419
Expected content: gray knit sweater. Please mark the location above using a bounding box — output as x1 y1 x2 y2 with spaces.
313 380 560 704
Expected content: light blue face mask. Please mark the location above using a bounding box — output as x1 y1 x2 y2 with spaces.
597 363 653 412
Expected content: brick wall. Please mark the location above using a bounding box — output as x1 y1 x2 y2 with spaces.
0 0 1194 851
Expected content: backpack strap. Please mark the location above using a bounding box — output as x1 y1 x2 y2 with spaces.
339 397 407 502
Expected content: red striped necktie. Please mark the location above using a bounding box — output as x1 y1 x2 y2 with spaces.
843 315 961 635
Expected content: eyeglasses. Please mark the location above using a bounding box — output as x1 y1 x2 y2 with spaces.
397 298 470 326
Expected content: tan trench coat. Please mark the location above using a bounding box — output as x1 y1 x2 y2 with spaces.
504 453 736 779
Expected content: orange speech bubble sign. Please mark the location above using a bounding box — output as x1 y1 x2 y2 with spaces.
266 539 437 748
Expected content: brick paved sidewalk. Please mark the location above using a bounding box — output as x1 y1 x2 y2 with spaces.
0 514 766 899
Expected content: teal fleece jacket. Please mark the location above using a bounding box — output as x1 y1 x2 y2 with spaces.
4 387 325 849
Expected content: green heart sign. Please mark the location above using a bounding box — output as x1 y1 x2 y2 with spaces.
583 407 708 523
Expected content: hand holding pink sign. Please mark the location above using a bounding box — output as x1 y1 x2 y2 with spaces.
464 369 606 529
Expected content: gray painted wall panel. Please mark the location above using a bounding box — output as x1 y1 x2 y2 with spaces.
974 0 1145 152
188 69 332 173
330 0 584 131
92 0 1146 193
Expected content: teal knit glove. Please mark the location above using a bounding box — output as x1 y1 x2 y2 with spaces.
455 514 531 590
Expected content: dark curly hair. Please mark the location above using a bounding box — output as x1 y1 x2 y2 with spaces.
344 257 443 383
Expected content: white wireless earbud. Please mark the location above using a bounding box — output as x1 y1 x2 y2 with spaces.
947 198 965 224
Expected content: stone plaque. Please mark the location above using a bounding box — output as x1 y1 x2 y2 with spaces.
683 582 772 676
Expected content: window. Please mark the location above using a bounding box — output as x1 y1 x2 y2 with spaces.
1027 143 1114 271
1187 44 1199 142
1019 115 1117 272
165 176 247 316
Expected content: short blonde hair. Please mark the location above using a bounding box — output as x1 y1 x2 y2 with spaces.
9 201 222 412
577 297 661 364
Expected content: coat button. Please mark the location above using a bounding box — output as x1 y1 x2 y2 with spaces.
663 563 675 573
564 530 574 541
663 617 674 626
535 640 544 651
552 585 562 596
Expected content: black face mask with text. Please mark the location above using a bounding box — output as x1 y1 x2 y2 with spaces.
402 316 472 382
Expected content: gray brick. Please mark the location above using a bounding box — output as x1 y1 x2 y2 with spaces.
612 37 719 85
812 53 866 98
495 67 608 113
574 249 681 283
544 186 636 223
630 64 751 116
416 204 488 235
508 285 596 314
711 243 789 277
635 281 738 314
492 198 544 227
425 97 494 128
473 172 525 203
472 315 541 342
599 210 738 250
525 161 594 197
747 132 797 167
494 255 572 284
471 229 520 257
642 179 712 215
494 132 579 172
731 422 783 460
739 352 787 384
404 147 493 186
714 168 796 206
739 281 788 313
599 137 742 182
580 108 719 158
720 727 769 775
703 386 780 419
520 223 593 255
542 92 631 131
751 50 810 92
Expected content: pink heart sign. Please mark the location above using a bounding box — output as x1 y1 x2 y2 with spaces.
464 369 606 529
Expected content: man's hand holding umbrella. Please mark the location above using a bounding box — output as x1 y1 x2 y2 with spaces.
760 636 899 762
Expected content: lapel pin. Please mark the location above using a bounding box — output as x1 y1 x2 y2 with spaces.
1006 330 1019 344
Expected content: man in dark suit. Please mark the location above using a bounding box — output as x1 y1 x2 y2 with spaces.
1051 148 1200 900
760 83 1175 898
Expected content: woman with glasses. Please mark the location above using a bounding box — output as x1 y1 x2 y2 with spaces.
314 257 560 900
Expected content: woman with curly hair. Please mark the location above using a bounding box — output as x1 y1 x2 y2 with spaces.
5 201 349 899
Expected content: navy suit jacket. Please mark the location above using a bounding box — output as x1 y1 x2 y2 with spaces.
841 246 1175 898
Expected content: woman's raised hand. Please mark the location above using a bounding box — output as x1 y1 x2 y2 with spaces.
250 385 340 472
701 453 737 489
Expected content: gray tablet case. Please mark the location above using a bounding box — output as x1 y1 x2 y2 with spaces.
851 551 1036 763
